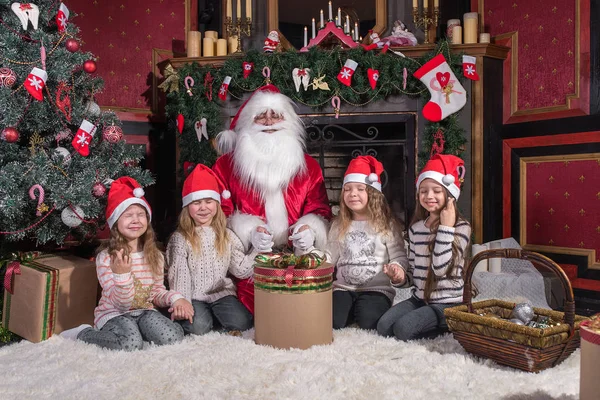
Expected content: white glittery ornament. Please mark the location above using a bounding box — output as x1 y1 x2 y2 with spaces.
84 100 101 117
61 206 84 227
53 146 72 166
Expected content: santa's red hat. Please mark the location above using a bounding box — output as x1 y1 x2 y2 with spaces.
416 154 466 199
343 155 384 192
216 84 302 154
182 164 231 207
105 177 152 228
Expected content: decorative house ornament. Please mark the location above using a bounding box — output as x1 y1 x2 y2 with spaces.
300 21 358 52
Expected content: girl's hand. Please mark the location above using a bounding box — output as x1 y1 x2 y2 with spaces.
383 263 405 284
169 299 194 323
440 197 457 227
110 249 132 274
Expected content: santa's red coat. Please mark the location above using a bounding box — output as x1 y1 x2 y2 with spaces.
213 152 332 313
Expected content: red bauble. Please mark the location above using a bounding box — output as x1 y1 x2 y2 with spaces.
83 60 97 73
1 127 19 143
0 67 17 87
92 182 106 198
65 38 80 53
102 125 123 143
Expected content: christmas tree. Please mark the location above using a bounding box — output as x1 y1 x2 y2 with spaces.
0 1 153 250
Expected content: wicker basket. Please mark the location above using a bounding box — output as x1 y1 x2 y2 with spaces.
444 248 588 372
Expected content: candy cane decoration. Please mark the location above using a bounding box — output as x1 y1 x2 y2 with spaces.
29 184 46 217
402 68 408 90
40 39 47 70
184 75 194 97
262 66 271 84
331 96 341 119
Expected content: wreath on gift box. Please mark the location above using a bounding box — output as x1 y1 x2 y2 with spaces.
164 40 468 169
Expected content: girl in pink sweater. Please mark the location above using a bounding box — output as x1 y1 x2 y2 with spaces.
61 177 193 350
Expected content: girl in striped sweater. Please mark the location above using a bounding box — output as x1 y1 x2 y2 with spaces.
377 154 471 341
61 177 193 350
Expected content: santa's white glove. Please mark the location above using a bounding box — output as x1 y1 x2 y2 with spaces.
289 225 315 254
251 225 274 253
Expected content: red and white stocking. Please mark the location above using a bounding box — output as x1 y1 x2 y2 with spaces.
367 68 379 90
413 54 466 122
24 67 47 101
337 59 358 87
242 62 254 79
71 119 96 157
218 76 231 101
462 55 479 81
56 3 69 32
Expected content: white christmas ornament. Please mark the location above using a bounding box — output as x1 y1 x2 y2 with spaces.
53 146 71 166
61 206 84 227
194 118 208 142
84 100 101 117
292 68 311 92
11 2 40 30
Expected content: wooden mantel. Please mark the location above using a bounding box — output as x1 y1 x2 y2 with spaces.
167 43 510 243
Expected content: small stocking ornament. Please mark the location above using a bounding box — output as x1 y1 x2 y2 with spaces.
56 3 69 32
413 54 466 122
337 59 358 87
218 76 231 101
367 68 379 90
71 119 96 157
242 62 254 79
24 67 47 101
462 55 480 81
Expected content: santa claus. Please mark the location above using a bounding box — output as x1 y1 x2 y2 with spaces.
213 85 332 313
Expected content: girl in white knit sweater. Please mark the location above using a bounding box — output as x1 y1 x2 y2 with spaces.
377 154 471 341
326 156 409 330
166 164 257 335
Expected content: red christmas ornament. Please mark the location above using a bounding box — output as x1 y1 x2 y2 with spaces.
1 127 19 143
83 60 97 73
0 67 17 87
102 125 123 143
92 182 106 198
65 38 79 53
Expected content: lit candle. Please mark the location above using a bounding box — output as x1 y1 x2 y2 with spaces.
344 22 348 34
320 10 324 28
328 1 333 21
354 22 358 40
226 0 232 18
424 0 428 10
246 0 252 20
312 18 316 38
337 7 341 25
413 0 418 7
236 0 241 20
345 15 350 32
335 16 338 26
351 28 355 41
304 26 308 47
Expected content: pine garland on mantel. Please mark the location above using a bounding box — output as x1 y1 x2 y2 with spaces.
164 40 467 169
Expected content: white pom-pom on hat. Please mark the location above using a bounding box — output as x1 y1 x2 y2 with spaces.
442 174 455 186
133 187 145 198
222 190 231 200
368 173 379 183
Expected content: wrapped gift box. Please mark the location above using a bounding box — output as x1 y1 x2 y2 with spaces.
3 254 98 343
580 319 600 400
254 261 334 350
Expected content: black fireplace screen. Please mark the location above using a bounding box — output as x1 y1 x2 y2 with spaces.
303 113 416 226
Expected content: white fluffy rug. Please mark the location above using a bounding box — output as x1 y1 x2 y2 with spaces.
0 329 579 400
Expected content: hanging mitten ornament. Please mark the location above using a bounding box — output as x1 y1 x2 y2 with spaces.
337 59 358 87
218 76 231 101
71 119 96 157
413 54 466 122
24 67 47 101
462 55 479 81
56 3 69 32
242 62 254 79
367 68 379 90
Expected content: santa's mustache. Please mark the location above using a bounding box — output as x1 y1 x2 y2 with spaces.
252 121 287 133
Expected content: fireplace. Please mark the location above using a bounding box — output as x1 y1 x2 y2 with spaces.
302 112 416 226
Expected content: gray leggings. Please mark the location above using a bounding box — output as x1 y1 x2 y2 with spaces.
78 310 184 351
376 295 458 341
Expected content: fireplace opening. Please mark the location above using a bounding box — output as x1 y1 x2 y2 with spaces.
303 113 416 226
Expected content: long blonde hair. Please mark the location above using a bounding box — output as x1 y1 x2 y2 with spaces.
410 186 469 302
176 203 229 256
97 208 164 277
336 185 402 239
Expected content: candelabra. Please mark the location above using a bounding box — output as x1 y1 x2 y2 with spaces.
412 6 440 44
225 17 252 54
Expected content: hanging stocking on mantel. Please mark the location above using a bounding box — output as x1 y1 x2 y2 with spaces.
414 54 466 122
337 59 358 87
462 55 480 81
218 76 231 101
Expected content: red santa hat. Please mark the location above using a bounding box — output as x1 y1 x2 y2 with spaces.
105 177 152 228
215 84 301 154
416 154 466 199
182 164 231 207
343 155 384 192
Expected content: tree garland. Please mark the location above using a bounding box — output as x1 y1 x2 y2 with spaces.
165 40 467 169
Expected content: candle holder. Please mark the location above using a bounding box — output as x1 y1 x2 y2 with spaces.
412 6 440 44
225 16 252 54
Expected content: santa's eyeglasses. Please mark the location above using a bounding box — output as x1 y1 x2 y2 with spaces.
254 110 283 125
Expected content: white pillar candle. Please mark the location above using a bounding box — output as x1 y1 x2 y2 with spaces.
489 241 502 274
226 0 232 18
413 0 418 7
246 0 252 21
312 18 316 38
424 0 428 10
471 244 489 274
328 1 332 21
337 8 341 25
354 22 358 40
236 0 241 20
304 26 307 47
463 12 478 44
345 15 350 33
320 10 324 28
